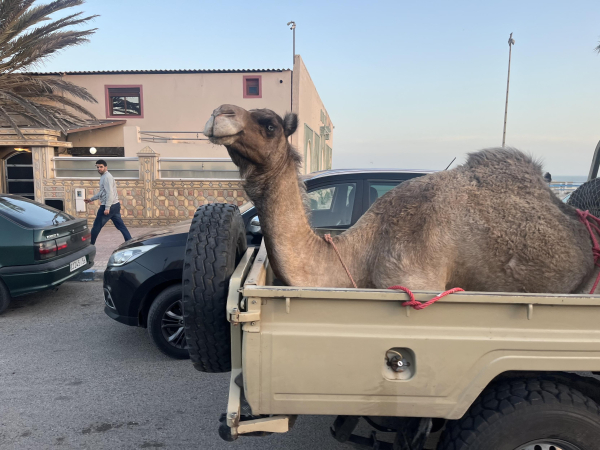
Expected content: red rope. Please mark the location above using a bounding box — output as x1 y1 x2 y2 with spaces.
323 234 358 288
388 285 465 310
576 209 600 294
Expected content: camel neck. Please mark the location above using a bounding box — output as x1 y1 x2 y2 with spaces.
245 160 369 288
247 160 322 278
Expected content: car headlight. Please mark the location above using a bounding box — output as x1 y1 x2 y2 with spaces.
108 244 158 267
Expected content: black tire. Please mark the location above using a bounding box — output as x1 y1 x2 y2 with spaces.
567 178 600 217
182 203 247 373
147 285 189 360
0 277 10 315
438 378 600 450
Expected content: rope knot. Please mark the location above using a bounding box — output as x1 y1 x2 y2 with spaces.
388 285 465 310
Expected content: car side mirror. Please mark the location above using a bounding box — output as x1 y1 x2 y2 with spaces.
247 215 262 235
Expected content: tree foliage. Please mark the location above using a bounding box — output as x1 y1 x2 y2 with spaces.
0 0 97 137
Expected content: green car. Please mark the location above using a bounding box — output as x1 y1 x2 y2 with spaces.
0 194 96 314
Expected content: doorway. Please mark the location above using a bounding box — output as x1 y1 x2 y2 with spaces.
5 151 34 200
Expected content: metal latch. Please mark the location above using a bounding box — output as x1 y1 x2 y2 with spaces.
229 306 260 324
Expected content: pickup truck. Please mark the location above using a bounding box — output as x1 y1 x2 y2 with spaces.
182 204 600 450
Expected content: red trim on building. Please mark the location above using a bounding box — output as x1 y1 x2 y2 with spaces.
243 76 262 99
105 85 144 118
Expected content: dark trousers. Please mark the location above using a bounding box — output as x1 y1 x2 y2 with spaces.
91 203 132 245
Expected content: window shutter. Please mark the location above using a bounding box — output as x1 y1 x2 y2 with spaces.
108 87 140 97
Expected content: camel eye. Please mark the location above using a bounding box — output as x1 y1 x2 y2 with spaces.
267 125 275 132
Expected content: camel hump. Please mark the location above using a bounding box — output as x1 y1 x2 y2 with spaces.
464 147 542 174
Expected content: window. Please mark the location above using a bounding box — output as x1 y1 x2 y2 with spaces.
368 182 400 207
106 86 143 118
0 195 74 228
307 182 356 228
243 76 262 98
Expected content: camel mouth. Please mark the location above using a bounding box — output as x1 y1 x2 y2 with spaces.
204 110 244 143
208 131 242 146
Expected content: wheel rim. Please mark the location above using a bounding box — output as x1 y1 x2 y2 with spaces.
161 300 187 350
515 439 582 450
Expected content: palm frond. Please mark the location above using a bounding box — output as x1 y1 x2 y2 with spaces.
0 104 23 137
0 0 97 135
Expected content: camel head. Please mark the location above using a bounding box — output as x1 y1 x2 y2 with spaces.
203 104 298 174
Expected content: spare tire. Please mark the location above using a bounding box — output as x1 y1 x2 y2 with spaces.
182 203 248 373
567 177 600 217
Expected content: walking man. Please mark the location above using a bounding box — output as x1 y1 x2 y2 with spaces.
84 159 132 245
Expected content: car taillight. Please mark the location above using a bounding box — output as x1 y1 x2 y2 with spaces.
36 241 57 260
81 233 91 242
57 242 68 251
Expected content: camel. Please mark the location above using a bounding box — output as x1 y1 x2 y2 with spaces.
203 104 598 294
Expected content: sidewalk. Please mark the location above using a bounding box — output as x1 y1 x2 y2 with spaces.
76 225 155 281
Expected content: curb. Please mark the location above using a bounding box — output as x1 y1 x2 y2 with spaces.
70 268 105 282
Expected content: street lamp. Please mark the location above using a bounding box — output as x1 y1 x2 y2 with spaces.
287 21 296 111
502 33 515 147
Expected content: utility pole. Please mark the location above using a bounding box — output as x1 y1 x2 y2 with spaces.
287 21 296 111
502 33 515 147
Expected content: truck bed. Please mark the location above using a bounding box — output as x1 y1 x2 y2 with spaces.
225 243 600 435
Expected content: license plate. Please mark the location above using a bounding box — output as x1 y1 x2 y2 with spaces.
70 256 87 272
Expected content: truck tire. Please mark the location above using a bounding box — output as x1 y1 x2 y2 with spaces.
0 277 10 314
437 378 600 450
182 203 247 373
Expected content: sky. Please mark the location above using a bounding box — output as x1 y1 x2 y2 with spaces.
41 0 600 177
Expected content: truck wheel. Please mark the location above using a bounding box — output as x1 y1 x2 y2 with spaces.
438 378 600 450
182 203 247 373
0 278 10 314
147 285 189 360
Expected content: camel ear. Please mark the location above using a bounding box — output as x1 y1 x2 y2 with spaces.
283 113 298 137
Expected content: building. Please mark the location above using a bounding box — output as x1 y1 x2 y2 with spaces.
0 55 333 225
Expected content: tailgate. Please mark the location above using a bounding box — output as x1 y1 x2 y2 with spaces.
33 219 91 257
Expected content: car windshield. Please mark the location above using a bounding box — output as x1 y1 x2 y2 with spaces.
0 195 74 228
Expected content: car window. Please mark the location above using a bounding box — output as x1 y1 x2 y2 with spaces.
368 182 400 207
307 182 356 228
0 195 74 228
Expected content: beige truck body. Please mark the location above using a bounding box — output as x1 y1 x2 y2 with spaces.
225 244 600 435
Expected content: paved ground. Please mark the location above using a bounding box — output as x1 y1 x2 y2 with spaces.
0 282 373 450
92 226 155 271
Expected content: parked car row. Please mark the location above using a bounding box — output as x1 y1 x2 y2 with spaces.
0 169 433 358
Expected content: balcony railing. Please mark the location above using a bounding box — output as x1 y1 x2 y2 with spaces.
140 131 209 143
158 158 240 180
53 157 139 179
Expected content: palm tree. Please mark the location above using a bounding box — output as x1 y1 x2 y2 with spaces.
0 0 98 138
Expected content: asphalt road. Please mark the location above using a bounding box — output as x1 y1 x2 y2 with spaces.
0 282 362 450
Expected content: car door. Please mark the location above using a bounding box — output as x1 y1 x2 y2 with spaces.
306 180 363 237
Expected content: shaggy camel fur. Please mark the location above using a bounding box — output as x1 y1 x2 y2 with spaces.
203 104 596 293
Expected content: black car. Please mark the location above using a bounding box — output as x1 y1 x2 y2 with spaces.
103 169 432 358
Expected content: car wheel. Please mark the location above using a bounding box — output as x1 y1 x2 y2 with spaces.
0 277 10 314
182 203 247 373
437 378 600 450
147 285 189 359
